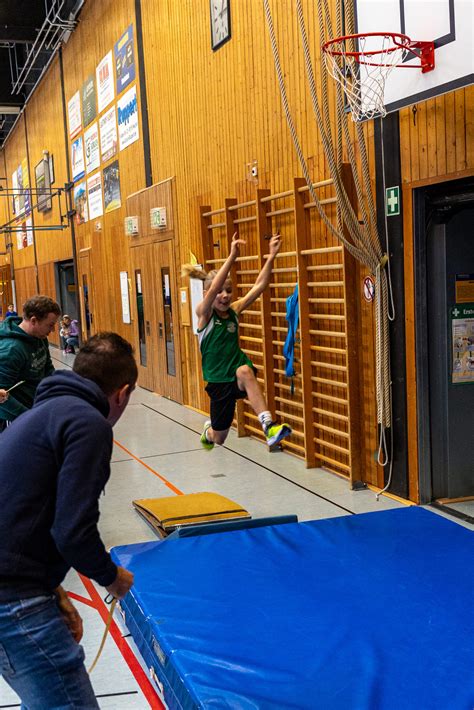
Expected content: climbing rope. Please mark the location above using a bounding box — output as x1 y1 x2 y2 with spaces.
262 0 394 468
88 597 117 674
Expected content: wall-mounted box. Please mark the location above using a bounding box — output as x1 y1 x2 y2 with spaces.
150 207 167 229
125 215 139 236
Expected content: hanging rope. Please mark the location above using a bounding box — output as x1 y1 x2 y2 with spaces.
262 0 393 469
88 597 117 674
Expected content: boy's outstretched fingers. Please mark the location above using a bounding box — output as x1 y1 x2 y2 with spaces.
230 233 246 255
269 233 282 255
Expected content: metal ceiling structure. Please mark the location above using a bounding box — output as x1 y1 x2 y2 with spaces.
0 0 84 149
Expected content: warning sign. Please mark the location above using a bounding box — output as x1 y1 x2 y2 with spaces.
363 275 375 302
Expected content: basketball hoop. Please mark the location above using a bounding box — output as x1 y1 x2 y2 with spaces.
322 32 435 121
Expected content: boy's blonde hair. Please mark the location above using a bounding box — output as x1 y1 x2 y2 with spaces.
181 264 219 291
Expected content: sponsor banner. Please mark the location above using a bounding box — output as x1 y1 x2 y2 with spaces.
71 136 85 182
103 160 121 213
68 90 82 139
117 85 139 150
114 25 136 94
74 182 88 224
84 122 100 174
96 51 115 113
87 172 104 219
81 75 96 128
99 106 118 162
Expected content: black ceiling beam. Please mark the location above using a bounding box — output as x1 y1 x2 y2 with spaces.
0 25 38 43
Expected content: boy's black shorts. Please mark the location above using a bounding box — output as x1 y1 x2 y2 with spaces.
205 380 247 432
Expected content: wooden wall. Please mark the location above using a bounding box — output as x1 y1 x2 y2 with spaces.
140 0 374 435
61 0 145 342
0 0 471 496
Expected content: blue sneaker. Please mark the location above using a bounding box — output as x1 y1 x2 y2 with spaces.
265 422 292 447
200 421 214 450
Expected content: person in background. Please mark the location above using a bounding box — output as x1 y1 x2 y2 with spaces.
60 314 80 354
0 295 60 431
0 389 8 403
0 332 137 708
4 304 17 318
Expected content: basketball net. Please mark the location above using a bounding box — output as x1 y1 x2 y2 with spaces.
323 34 409 121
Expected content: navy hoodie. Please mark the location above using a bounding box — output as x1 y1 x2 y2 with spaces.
0 370 118 601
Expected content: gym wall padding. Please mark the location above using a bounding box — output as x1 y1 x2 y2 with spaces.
111 507 474 709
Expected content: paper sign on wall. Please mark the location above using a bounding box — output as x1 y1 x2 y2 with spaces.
190 272 204 335
120 271 131 324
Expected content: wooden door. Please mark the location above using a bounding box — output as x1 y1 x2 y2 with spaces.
152 240 183 403
130 243 158 391
78 250 95 341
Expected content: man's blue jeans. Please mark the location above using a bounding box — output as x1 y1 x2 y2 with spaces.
0 594 99 709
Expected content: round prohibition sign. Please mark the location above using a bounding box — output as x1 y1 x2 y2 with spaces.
363 275 375 302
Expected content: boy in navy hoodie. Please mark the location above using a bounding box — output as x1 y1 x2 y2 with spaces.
0 332 137 708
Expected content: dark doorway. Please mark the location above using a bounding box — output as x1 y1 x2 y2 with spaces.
414 177 474 503
55 260 79 320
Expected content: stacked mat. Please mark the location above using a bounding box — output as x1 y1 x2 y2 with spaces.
133 492 251 537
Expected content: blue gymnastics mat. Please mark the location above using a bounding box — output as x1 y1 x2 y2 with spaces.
111 507 474 709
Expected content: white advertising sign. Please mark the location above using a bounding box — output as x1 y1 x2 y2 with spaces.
84 122 100 174
96 51 115 113
87 172 104 220
99 106 118 162
117 85 139 150
67 90 82 139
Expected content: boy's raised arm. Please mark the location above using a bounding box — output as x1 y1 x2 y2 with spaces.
233 234 281 314
196 233 246 320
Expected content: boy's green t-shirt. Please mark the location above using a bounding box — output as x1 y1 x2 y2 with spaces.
197 308 253 383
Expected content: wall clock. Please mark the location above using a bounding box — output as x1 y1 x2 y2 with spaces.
210 0 231 51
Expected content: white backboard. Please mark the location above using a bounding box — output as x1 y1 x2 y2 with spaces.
353 0 473 113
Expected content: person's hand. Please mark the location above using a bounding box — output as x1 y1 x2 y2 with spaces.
55 587 83 643
0 389 8 404
230 232 246 258
105 566 134 600
268 233 281 257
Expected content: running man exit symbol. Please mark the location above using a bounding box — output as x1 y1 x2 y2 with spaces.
385 186 400 216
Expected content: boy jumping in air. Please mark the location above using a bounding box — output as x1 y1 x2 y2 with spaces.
183 233 291 450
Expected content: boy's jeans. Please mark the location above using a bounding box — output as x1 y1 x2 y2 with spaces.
0 594 99 709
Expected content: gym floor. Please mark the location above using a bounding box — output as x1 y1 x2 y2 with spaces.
1 349 471 709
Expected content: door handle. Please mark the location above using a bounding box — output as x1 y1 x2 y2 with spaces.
158 322 163 338
145 320 151 336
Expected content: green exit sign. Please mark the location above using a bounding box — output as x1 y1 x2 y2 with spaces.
385 186 400 216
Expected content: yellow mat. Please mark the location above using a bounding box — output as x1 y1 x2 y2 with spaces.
133 492 251 536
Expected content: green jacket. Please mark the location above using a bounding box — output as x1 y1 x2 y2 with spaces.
0 317 54 421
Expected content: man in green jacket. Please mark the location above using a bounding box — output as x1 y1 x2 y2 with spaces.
0 295 61 428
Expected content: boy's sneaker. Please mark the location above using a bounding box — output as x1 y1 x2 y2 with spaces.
265 422 292 448
200 421 214 450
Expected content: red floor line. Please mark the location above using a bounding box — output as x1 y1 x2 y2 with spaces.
66 590 97 609
79 574 164 710
113 439 184 495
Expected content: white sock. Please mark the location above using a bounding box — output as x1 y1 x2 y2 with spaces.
258 411 273 432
